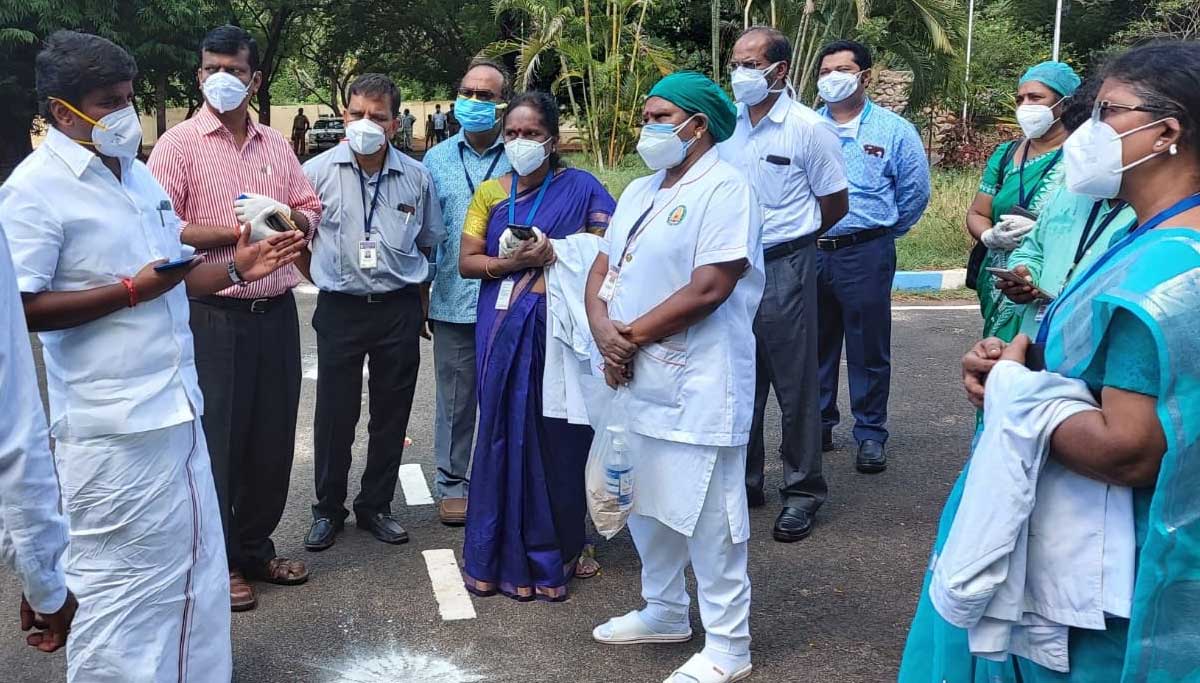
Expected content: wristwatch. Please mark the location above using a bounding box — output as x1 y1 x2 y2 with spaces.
227 262 249 287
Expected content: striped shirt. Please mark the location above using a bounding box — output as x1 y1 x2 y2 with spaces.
147 106 322 298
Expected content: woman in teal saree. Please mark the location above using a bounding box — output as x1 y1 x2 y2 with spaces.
900 41 1200 683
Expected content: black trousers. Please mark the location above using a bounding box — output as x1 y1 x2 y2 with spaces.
746 244 828 512
189 292 301 571
312 289 422 522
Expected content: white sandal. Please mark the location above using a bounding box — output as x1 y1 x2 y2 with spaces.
662 653 753 683
592 610 693 645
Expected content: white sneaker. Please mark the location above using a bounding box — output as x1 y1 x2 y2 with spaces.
663 653 753 683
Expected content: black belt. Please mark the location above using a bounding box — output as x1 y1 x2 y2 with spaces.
763 233 817 262
192 291 292 315
816 227 892 251
319 287 414 305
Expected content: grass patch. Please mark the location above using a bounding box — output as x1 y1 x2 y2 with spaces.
896 168 977 271
893 287 976 302
568 153 979 272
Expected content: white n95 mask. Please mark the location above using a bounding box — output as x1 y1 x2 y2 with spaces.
636 115 700 171
1016 103 1061 140
817 71 861 104
203 72 250 113
346 119 387 155
50 98 143 159
505 138 551 176
730 62 783 106
1064 116 1171 199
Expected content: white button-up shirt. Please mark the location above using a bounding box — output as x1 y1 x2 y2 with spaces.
719 91 847 247
0 223 68 614
602 148 765 447
0 128 203 439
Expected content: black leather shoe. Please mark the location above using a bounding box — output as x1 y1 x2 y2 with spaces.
357 513 410 545
746 488 766 509
822 429 835 452
773 507 815 543
856 440 888 474
305 517 342 552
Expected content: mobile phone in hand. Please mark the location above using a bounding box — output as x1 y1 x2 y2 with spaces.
508 224 537 240
154 256 199 272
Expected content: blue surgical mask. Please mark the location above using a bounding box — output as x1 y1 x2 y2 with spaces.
455 96 501 133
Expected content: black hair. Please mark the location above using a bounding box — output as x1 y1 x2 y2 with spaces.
815 39 874 74
348 72 400 117
36 30 138 120
462 58 515 100
1061 74 1101 133
741 27 791 65
505 91 562 168
1102 40 1200 161
200 25 259 72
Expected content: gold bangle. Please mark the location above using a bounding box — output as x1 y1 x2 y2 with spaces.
484 258 497 279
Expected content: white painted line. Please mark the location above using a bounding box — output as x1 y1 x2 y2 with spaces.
892 304 979 311
422 549 477 621
398 463 434 506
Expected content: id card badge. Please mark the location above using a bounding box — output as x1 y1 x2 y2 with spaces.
358 240 378 269
1034 301 1049 324
496 278 516 310
597 268 619 303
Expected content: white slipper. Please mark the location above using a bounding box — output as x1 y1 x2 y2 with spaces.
592 610 693 645
662 653 753 683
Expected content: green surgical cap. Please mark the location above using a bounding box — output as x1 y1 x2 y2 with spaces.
1019 61 1081 98
648 71 738 143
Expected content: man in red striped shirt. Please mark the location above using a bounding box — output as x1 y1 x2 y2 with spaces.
148 25 321 614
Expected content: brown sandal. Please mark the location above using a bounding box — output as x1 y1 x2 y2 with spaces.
230 570 257 612
250 557 311 586
575 545 600 579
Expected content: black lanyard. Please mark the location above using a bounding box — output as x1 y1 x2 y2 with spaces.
613 205 657 272
1065 200 1130 283
357 167 385 237
459 144 503 195
1017 139 1062 209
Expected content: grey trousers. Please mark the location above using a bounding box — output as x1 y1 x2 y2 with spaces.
432 320 477 499
746 244 828 512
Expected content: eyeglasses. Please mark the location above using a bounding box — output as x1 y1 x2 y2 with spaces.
1092 99 1176 122
458 88 498 101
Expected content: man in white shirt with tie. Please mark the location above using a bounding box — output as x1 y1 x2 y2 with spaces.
0 31 303 681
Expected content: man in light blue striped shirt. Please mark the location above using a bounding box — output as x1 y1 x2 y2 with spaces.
815 40 931 474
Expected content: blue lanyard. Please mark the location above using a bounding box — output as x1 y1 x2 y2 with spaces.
1037 192 1200 343
507 171 554 227
357 167 384 237
459 143 503 194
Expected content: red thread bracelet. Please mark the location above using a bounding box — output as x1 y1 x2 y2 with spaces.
121 277 139 308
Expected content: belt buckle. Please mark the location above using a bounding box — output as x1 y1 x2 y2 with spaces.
248 298 270 314
365 293 384 304
816 237 836 250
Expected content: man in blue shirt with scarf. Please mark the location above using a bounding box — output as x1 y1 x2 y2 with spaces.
815 40 931 473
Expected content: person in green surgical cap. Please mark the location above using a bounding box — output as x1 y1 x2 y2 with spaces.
586 71 763 683
965 60 1081 343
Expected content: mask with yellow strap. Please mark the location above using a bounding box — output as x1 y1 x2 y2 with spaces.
49 97 143 159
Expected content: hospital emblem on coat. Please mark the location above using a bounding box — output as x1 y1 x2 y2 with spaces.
667 205 687 225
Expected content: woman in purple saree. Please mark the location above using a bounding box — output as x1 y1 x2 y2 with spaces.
457 92 615 601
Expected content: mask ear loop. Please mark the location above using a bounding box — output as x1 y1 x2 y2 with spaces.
1110 117 1176 174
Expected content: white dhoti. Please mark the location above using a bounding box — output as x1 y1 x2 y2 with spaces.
55 420 231 682
628 435 751 665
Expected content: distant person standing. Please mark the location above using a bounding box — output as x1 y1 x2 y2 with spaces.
719 27 848 544
401 108 416 150
814 40 931 474
426 114 436 148
292 107 311 156
433 104 448 143
447 103 461 136
422 58 513 525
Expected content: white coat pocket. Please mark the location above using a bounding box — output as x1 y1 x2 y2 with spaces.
631 339 687 407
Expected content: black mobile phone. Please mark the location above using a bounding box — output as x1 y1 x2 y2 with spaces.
1009 205 1038 220
508 224 537 240
265 211 298 233
154 256 199 272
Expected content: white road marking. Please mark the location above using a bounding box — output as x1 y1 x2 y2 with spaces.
422 549 477 621
398 463 434 505
892 304 979 311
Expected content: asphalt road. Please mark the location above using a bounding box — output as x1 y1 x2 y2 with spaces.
0 292 982 683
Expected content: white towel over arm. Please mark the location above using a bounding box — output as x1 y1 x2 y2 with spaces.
543 233 605 425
